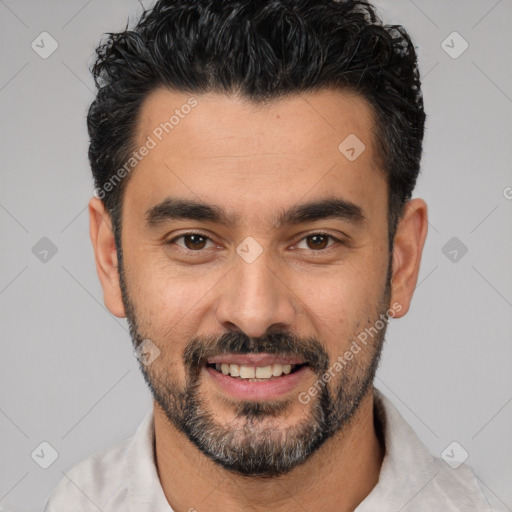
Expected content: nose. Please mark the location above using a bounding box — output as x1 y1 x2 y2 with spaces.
214 249 297 338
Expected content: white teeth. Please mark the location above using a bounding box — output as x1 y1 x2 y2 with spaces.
255 365 272 378
213 362 301 379
239 365 256 379
272 363 283 376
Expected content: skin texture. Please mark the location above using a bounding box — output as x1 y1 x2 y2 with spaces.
89 87 428 512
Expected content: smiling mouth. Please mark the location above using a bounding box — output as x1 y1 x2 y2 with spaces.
206 362 308 381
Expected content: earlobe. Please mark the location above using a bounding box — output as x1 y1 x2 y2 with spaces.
89 196 127 318
389 198 428 318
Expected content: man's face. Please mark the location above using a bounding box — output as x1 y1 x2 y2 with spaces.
114 88 394 476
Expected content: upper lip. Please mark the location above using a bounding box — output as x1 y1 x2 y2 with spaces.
207 354 305 366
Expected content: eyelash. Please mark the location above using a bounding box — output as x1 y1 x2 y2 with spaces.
166 231 343 254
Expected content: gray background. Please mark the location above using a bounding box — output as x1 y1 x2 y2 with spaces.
0 0 511 510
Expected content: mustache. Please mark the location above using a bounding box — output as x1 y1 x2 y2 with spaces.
183 330 330 376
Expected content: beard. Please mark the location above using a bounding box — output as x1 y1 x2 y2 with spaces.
118 257 392 477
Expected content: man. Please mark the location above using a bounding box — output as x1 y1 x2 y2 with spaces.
44 0 493 510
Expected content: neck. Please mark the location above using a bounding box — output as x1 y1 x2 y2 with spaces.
154 388 384 512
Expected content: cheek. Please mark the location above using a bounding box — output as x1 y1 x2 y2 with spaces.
303 262 380 318
131 277 197 383
299 260 388 355
132 268 215 343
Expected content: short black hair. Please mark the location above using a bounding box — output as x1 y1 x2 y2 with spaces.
88 0 425 252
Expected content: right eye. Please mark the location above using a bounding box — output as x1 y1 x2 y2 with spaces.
166 232 218 252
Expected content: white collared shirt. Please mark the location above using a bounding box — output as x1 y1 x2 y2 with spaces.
43 388 494 511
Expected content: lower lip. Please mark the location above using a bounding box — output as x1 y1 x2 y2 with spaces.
205 365 310 400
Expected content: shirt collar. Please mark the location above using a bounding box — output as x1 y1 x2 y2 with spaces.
125 409 174 512
357 387 491 511
355 387 439 510
121 388 490 512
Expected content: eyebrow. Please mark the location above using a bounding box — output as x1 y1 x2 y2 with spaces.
145 196 365 229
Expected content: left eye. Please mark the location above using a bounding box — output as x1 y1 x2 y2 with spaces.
295 233 338 251
168 233 338 252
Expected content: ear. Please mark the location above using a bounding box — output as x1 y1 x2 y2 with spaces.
88 196 126 318
389 198 428 318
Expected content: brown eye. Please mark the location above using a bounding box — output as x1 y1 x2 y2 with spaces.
306 234 329 250
296 233 338 251
183 234 208 250
169 233 215 251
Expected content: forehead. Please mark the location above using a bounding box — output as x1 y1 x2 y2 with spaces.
124 87 386 227
136 87 377 158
